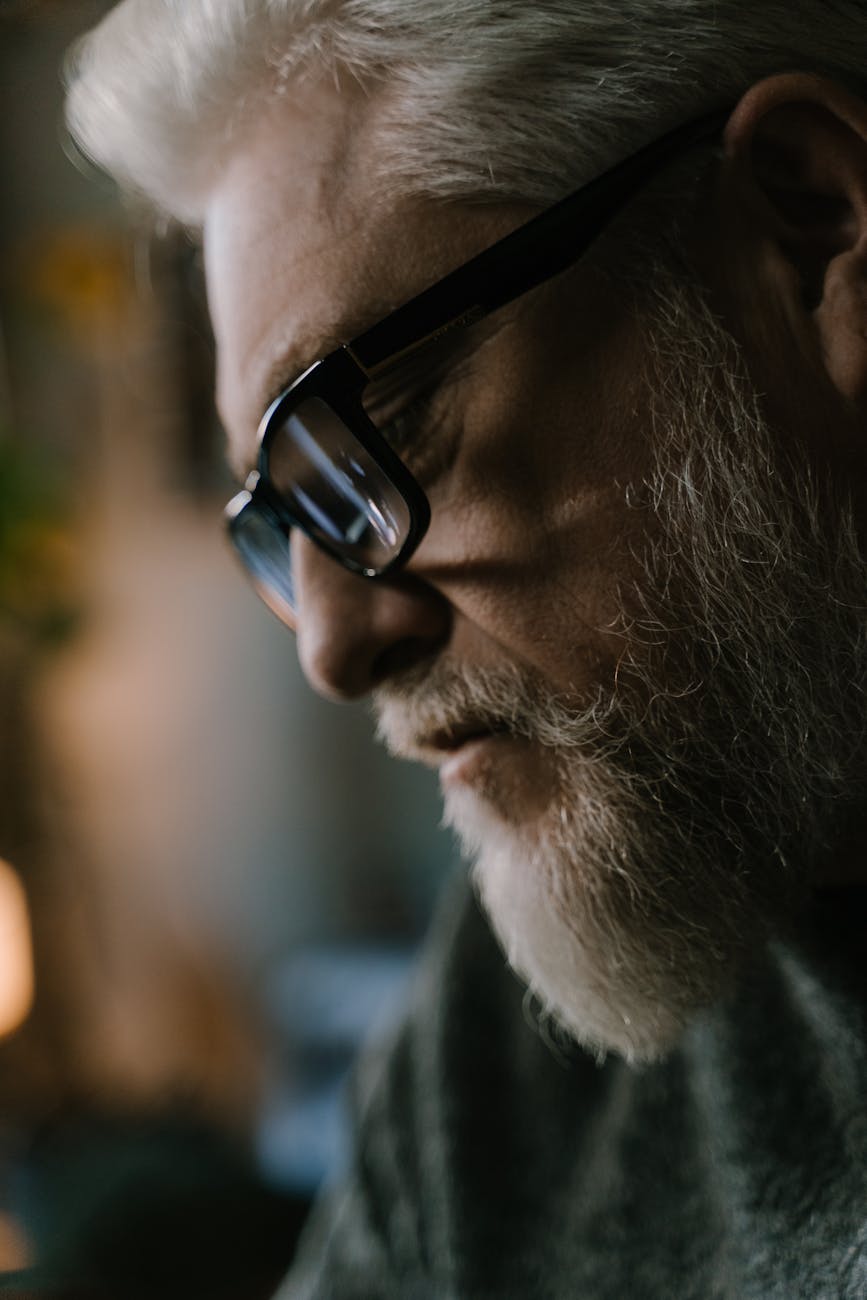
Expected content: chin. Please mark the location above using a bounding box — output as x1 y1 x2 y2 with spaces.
442 766 773 1068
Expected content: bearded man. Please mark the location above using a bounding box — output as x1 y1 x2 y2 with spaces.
66 1 867 1296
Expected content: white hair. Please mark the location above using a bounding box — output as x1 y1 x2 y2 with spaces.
66 0 867 223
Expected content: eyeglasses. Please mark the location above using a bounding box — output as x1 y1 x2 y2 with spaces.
225 108 728 628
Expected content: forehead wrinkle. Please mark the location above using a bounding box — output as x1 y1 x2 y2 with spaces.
241 195 528 432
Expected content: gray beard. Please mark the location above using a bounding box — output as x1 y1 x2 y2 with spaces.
374 272 867 1065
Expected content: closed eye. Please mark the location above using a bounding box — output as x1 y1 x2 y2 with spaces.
371 385 440 453
368 383 458 489
362 312 501 480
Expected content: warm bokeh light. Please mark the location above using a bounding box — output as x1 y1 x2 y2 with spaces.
0 1210 30 1272
0 859 34 1038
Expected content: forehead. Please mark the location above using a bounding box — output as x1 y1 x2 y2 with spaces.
203 78 533 472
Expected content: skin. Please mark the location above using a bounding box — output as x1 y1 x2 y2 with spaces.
207 77 661 817
206 72 867 852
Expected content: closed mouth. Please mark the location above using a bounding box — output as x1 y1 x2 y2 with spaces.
423 720 510 758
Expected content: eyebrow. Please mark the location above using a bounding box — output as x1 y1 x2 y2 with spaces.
260 294 406 408
228 333 339 480
230 296 409 480
257 331 336 413
234 270 519 481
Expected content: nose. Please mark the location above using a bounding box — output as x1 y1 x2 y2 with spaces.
292 533 451 700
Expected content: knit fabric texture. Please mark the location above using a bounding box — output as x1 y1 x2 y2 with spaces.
278 871 867 1299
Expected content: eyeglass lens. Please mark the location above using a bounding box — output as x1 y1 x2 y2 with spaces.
231 394 417 624
230 501 296 625
268 396 412 574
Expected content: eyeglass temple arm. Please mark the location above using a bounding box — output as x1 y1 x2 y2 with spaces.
350 107 730 374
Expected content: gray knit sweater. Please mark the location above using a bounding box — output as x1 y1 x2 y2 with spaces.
278 871 867 1298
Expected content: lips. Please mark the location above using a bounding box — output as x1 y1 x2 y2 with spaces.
437 730 517 788
375 692 515 769
427 722 500 753
409 720 512 786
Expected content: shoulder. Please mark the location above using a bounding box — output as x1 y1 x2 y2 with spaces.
281 868 609 1299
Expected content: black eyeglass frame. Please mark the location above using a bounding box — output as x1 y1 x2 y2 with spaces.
233 343 433 576
226 106 730 608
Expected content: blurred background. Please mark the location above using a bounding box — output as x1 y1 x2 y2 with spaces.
0 1 455 1292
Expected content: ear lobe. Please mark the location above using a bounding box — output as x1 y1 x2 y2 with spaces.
814 241 867 403
723 74 867 407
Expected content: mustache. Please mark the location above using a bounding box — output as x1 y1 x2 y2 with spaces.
373 660 541 759
372 658 610 760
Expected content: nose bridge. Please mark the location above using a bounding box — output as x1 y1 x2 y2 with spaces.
293 534 451 700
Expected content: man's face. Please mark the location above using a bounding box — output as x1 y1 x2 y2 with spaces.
207 81 866 1062
208 80 655 815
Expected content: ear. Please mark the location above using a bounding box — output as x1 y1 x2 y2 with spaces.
719 72 867 408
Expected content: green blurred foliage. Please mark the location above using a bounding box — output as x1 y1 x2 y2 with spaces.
0 435 82 646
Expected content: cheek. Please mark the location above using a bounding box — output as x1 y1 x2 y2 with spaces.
452 355 648 594
459 279 655 522
435 445 638 689
424 283 659 684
